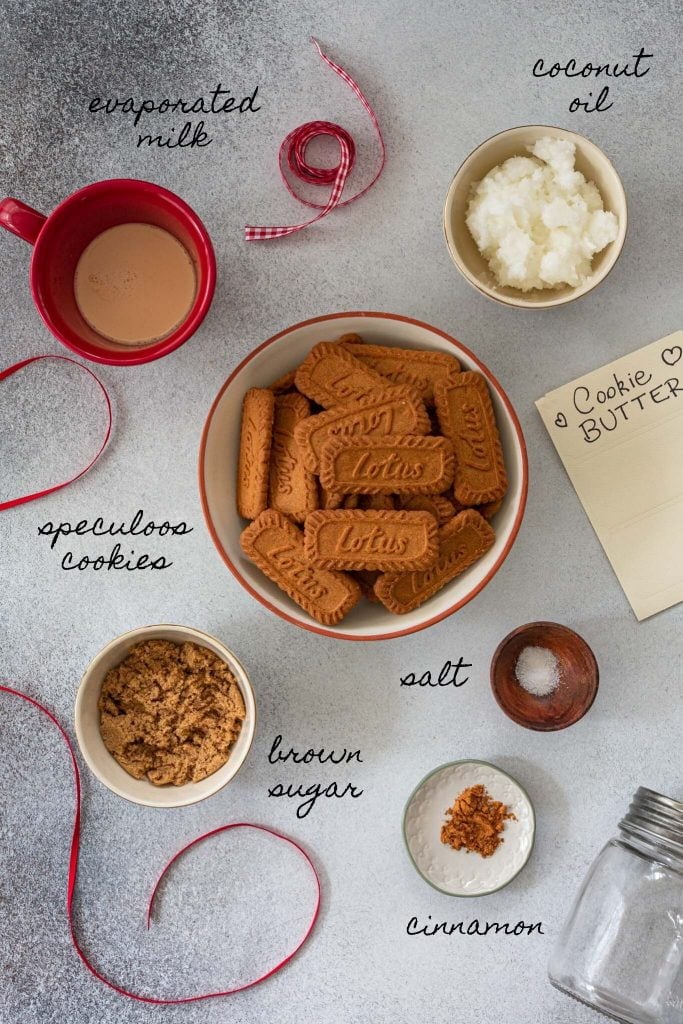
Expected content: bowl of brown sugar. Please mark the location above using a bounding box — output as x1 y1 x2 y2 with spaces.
75 624 256 807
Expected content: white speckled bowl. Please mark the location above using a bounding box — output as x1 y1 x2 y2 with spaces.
74 624 256 808
403 759 535 896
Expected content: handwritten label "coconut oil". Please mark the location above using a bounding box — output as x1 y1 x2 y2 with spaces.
531 48 652 113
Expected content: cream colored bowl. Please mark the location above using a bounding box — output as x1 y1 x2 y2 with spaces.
199 312 528 641
74 624 256 808
444 125 627 309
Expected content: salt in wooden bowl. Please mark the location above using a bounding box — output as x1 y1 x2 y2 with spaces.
490 621 599 731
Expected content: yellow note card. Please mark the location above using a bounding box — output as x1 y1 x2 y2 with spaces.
536 331 683 620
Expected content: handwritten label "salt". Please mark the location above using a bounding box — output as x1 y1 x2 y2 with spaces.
400 658 471 689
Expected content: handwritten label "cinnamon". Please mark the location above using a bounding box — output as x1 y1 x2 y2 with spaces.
407 915 544 936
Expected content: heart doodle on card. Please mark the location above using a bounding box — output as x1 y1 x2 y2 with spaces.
661 346 682 367
554 412 568 428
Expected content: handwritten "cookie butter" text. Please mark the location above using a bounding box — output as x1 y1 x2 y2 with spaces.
574 375 681 443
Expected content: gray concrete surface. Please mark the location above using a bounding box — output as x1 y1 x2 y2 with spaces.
0 0 681 1021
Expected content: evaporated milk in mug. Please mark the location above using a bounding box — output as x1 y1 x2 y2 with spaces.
73 223 197 346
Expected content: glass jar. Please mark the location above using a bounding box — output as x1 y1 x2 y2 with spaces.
549 788 683 1024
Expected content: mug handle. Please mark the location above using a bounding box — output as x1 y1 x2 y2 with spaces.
0 198 47 245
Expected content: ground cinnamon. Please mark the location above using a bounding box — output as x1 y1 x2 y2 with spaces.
440 784 515 857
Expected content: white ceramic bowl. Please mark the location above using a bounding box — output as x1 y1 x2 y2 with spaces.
444 125 628 309
200 313 527 641
74 624 256 808
403 759 535 896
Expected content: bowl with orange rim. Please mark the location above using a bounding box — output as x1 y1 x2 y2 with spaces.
199 312 528 641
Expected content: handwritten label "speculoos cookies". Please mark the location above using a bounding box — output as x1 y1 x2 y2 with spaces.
37 509 192 571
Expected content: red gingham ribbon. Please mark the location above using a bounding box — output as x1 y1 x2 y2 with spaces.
0 683 321 1004
0 354 112 512
245 38 385 240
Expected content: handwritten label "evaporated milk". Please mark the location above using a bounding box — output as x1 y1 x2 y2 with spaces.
88 85 261 149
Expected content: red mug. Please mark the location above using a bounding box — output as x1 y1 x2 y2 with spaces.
0 179 216 366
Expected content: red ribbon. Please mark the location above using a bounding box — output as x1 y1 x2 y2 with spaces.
245 37 386 240
0 355 112 512
0 684 321 1004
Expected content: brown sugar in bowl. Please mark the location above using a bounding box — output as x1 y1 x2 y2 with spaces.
75 624 256 807
490 621 599 732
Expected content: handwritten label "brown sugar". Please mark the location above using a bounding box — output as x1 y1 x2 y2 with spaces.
267 735 364 818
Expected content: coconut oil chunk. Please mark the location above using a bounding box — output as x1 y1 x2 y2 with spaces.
466 136 619 291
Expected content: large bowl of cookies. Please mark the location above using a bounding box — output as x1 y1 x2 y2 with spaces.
199 312 528 640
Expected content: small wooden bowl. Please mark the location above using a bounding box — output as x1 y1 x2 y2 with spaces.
490 622 599 731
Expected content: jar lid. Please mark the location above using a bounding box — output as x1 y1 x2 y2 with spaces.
620 787 683 854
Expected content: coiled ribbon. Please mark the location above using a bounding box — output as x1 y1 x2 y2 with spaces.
245 38 385 240
0 684 321 1004
0 355 112 512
